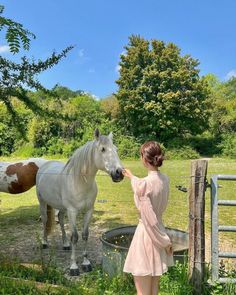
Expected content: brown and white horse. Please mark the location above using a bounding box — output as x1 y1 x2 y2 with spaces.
0 158 48 194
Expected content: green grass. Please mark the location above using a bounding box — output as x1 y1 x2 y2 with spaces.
0 157 235 247
0 157 235 294
0 256 235 295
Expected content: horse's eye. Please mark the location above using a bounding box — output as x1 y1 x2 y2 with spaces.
101 147 106 153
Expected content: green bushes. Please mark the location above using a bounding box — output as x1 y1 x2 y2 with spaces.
165 145 200 160
2 89 236 160
217 133 236 158
1 256 235 295
116 135 140 159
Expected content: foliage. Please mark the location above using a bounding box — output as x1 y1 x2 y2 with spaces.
100 95 120 120
160 262 193 294
165 145 200 160
217 133 236 158
116 35 210 142
116 135 140 159
204 74 236 136
188 132 220 157
2 256 235 295
0 5 74 136
0 5 35 53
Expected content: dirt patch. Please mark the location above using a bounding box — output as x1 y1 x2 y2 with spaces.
1 219 235 276
0 220 105 276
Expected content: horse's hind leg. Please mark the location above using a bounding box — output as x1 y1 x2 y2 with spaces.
67 209 80 276
81 207 94 272
39 201 49 249
58 210 70 250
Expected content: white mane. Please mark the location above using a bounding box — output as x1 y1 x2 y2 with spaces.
63 140 96 180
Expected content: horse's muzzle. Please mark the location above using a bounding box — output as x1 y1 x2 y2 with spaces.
111 168 124 182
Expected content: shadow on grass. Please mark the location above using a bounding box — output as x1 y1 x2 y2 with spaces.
92 209 129 230
0 205 40 227
0 204 127 235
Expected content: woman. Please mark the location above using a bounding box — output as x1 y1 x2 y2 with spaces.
122 141 174 295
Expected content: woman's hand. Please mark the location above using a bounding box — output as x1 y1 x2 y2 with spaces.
165 244 173 256
122 168 133 179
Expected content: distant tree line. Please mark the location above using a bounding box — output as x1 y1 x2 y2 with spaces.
0 6 235 159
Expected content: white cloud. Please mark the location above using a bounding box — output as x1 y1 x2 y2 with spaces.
121 50 127 56
115 64 121 73
88 68 95 73
91 94 99 100
0 45 10 53
225 69 236 80
78 49 84 58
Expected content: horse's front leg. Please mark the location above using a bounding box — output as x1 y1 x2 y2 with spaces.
58 210 70 250
81 206 94 272
67 209 80 276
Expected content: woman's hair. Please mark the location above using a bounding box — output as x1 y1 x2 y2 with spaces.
140 141 164 167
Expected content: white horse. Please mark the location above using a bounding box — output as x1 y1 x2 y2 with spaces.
36 129 124 276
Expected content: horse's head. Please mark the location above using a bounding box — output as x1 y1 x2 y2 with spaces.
94 129 124 182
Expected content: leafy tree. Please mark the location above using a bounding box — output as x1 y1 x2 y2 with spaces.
52 85 85 100
100 95 120 120
0 5 35 53
204 74 236 135
0 5 74 136
116 35 210 141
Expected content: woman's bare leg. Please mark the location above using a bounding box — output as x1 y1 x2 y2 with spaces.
151 276 160 295
133 275 152 295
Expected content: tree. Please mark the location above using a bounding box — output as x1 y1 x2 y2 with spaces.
100 95 120 120
116 35 210 141
204 74 236 135
0 5 35 53
0 5 74 135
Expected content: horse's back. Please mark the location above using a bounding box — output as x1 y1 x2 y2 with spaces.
36 160 66 209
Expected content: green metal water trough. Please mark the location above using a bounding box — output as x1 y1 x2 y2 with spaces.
100 225 188 277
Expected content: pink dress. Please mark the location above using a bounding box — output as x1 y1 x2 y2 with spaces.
123 170 174 276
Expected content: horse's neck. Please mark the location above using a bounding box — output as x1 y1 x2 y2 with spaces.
65 142 98 185
80 165 98 184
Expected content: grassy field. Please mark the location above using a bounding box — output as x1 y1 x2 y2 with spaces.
0 157 235 249
0 156 235 294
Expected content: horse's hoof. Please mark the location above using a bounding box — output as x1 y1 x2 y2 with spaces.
42 244 48 249
82 264 92 272
69 268 80 276
63 246 71 251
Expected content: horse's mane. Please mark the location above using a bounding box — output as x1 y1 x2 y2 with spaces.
63 140 96 181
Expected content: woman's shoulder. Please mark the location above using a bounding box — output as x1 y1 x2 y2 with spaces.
158 171 170 183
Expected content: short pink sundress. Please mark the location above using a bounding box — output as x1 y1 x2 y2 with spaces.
123 170 174 276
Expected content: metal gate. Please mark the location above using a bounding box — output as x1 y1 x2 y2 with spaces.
211 174 236 283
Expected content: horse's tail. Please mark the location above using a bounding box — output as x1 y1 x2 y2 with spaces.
46 205 54 235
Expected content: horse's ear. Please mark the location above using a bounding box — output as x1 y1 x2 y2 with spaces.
94 128 100 140
108 132 113 141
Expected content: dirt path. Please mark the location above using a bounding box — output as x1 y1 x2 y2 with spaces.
0 221 105 275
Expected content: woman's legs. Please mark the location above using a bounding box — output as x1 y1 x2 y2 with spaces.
151 276 160 295
133 275 152 295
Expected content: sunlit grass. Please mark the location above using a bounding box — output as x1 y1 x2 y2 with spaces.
0 157 235 250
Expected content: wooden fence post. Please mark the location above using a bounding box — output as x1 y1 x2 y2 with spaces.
188 159 208 294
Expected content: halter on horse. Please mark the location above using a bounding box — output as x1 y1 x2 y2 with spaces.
36 129 124 276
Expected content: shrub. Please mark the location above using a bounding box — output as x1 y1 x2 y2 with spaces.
165 145 200 160
218 133 236 158
0 123 16 156
13 143 35 158
116 135 140 159
190 133 220 156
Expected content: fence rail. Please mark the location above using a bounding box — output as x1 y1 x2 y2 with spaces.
211 174 236 285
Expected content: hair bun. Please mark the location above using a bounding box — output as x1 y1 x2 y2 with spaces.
140 141 164 168
154 154 163 167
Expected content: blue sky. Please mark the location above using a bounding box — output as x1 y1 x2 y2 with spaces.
1 0 236 98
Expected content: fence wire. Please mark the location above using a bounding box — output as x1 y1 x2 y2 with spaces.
0 172 235 281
